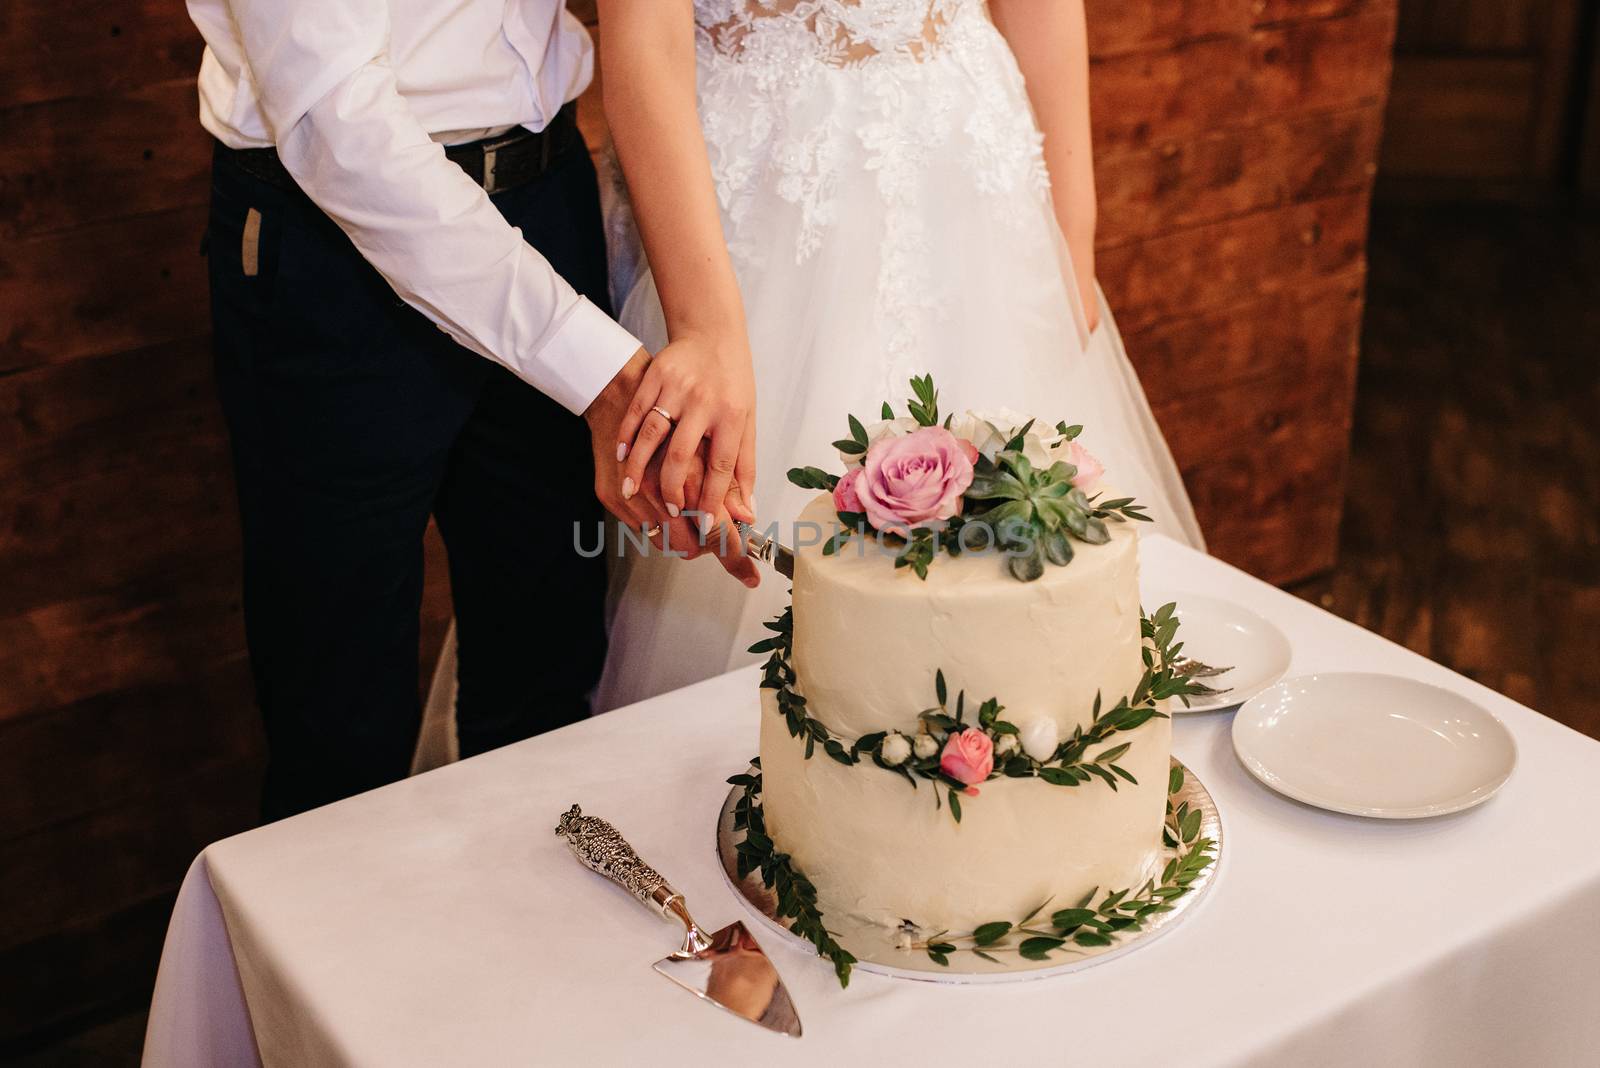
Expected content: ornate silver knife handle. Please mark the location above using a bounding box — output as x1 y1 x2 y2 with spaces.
556 804 682 917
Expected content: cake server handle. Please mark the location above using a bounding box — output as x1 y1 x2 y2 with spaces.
555 804 711 950
555 803 677 911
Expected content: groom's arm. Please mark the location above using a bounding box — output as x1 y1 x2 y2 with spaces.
210 0 640 414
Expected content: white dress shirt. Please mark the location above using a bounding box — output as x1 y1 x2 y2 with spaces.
186 0 640 415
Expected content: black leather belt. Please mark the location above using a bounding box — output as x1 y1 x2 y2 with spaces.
218 103 580 196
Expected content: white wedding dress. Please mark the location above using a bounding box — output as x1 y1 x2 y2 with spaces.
417 0 1206 750
589 0 1205 712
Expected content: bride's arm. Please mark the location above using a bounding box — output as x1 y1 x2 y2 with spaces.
989 0 1101 331
599 0 757 538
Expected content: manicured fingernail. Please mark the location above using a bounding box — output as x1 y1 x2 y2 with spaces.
667 503 680 518
622 477 635 499
616 442 628 462
700 512 714 535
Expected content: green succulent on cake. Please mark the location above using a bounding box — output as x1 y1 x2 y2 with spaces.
787 375 1151 580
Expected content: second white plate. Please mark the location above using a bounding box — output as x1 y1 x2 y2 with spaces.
1232 672 1517 818
1160 595 1292 713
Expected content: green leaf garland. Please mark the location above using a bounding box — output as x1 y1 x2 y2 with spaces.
728 765 857 986
750 601 1209 825
916 763 1216 967
729 758 1216 988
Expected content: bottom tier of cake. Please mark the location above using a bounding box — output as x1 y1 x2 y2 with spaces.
758 688 1173 937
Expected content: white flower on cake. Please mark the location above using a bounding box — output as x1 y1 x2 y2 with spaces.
912 732 939 760
994 734 1019 759
948 407 1056 467
1019 717 1060 763
948 409 1108 490
879 731 912 766
947 407 1024 459
838 416 918 467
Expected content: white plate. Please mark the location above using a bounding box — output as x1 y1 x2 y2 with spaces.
1232 672 1518 818
1158 595 1292 713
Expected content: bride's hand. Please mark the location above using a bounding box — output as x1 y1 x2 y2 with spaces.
616 334 758 539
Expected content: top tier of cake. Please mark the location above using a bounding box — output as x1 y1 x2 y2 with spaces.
789 493 1143 733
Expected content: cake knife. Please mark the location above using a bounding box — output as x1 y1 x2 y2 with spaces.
555 805 802 1037
736 522 794 578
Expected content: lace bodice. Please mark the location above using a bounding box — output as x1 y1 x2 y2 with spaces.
694 0 970 65
680 0 1049 364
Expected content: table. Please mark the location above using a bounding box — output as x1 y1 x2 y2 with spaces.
142 536 1600 1066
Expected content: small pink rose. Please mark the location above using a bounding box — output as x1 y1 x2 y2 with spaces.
833 466 865 514
940 728 994 786
856 426 975 532
1063 440 1104 492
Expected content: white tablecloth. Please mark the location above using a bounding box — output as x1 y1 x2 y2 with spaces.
143 537 1600 1066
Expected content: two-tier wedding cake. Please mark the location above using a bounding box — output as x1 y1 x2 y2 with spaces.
731 376 1209 983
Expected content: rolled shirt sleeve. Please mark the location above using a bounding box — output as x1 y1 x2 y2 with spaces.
220 0 639 414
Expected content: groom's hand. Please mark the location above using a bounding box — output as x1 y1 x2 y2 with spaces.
632 456 758 588
586 349 665 535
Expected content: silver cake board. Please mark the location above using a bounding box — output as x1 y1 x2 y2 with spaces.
716 757 1223 984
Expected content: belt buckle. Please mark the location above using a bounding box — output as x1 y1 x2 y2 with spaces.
481 142 502 195
479 130 524 195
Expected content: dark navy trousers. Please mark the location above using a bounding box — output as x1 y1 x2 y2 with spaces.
207 138 611 821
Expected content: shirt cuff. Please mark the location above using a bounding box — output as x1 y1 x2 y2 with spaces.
521 297 641 416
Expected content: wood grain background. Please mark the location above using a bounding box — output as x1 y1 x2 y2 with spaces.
1385 0 1588 186
0 0 1394 1046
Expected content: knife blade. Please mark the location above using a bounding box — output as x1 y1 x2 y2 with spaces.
556 805 802 1037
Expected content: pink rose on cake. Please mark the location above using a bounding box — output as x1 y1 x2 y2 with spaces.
855 426 975 531
833 466 865 513
940 728 994 792
1051 439 1105 492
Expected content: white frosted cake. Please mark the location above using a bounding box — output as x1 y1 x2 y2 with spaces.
760 495 1168 936
733 378 1209 982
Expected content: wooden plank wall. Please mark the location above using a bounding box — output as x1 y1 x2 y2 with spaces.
1088 0 1396 581
0 0 1392 1047
0 4 243 1044
0 2 455 1043
1382 0 1586 184
1585 27 1600 195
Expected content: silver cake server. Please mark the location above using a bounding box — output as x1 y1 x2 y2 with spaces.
555 804 801 1037
737 522 795 579
1172 656 1234 679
